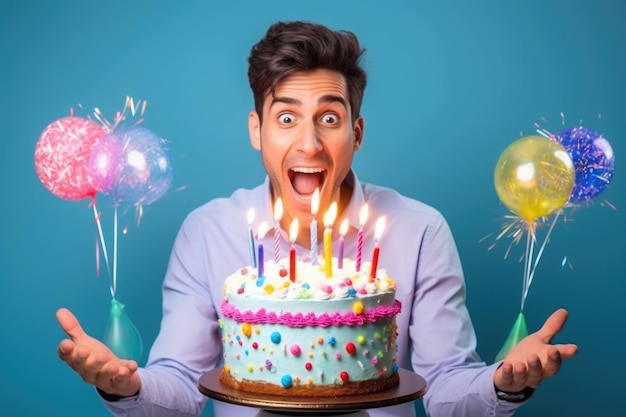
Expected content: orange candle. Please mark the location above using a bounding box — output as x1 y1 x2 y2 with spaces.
289 218 299 282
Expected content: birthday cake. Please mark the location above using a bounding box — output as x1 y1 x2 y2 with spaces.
218 256 401 397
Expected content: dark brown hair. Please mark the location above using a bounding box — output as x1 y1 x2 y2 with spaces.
248 21 367 123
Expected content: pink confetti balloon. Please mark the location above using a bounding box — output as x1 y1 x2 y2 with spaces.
34 116 107 200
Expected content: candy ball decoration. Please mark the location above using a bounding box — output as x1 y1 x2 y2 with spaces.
556 126 615 202
494 136 575 221
89 126 173 206
34 116 107 200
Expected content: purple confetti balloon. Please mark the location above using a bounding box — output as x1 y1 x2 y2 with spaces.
556 126 615 202
89 127 173 206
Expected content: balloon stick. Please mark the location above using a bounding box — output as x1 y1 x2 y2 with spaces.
91 201 111 280
112 206 118 298
524 211 561 306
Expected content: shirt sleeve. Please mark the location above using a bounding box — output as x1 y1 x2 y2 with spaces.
412 214 523 417
101 212 220 417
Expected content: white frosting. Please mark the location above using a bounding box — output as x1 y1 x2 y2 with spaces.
222 256 396 301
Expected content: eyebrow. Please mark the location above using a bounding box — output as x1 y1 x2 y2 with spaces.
269 94 348 111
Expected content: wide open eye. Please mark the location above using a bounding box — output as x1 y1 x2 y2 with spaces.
320 113 339 125
278 113 296 124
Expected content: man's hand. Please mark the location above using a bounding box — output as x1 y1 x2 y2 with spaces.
56 308 141 398
494 308 578 393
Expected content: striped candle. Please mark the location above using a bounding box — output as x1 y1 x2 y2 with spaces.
273 198 283 263
355 204 368 272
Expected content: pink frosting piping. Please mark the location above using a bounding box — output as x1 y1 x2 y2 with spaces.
220 299 402 328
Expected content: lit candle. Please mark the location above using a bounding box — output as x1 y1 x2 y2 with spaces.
289 218 299 282
338 219 349 269
310 188 320 265
356 204 368 272
257 221 268 277
323 202 337 278
273 198 283 263
369 216 386 281
247 208 257 268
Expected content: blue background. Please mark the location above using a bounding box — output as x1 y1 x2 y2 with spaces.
1 1 624 416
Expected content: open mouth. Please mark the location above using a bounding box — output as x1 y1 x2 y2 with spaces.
289 167 326 200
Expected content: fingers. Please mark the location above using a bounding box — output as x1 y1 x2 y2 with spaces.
540 346 564 379
56 308 86 340
560 343 578 360
525 354 543 388
498 356 541 391
537 308 569 344
58 339 75 357
63 343 132 387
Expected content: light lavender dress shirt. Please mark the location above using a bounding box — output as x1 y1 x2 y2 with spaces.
103 172 522 417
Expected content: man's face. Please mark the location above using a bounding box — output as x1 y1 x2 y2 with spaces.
249 69 363 233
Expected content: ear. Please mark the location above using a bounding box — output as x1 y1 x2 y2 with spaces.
248 111 261 150
353 115 364 152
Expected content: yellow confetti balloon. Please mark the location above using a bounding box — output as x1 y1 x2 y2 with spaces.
494 136 575 221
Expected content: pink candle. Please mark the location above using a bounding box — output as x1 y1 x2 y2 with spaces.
273 198 283 263
356 204 368 272
338 219 349 269
369 216 386 281
289 218 299 282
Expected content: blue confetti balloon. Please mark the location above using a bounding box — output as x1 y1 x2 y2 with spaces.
556 126 615 202
89 126 173 206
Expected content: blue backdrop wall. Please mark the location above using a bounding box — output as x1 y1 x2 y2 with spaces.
1 1 624 416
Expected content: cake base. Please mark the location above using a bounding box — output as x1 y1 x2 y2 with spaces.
219 369 399 398
198 368 427 413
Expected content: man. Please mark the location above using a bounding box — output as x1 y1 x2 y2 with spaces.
57 21 577 417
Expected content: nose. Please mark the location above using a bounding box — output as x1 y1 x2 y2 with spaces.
294 120 323 155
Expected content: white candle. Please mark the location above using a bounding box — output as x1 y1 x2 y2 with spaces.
247 208 256 268
310 188 320 265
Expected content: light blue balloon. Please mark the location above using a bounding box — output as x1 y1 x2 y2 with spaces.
103 298 144 362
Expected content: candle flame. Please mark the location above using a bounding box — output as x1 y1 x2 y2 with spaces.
339 218 349 236
359 204 369 226
247 208 255 225
289 218 299 243
323 202 337 227
258 221 269 239
374 216 386 241
311 188 320 216
274 198 283 222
